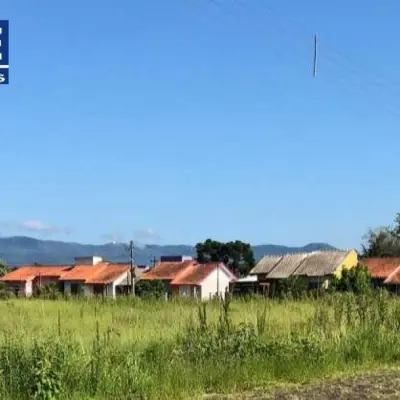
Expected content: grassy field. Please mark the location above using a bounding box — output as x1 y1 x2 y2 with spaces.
0 293 400 399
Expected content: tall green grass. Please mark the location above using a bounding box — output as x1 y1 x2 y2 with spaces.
0 293 399 399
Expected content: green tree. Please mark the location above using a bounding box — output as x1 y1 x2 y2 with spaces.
195 239 255 276
331 263 372 294
0 260 10 277
362 213 400 257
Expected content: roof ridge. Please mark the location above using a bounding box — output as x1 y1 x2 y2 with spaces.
264 255 284 277
290 254 310 277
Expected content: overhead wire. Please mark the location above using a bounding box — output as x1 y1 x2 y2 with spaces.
196 0 400 117
190 0 311 72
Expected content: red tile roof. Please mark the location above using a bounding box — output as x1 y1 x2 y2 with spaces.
0 266 71 282
87 264 130 284
171 263 237 285
58 264 108 282
141 260 197 281
59 262 129 284
362 258 400 278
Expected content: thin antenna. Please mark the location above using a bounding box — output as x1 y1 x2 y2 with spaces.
313 34 318 77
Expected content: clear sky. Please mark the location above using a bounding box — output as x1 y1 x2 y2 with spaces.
1 0 400 248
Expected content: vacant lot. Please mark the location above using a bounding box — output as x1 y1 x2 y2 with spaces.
206 371 400 399
0 294 400 399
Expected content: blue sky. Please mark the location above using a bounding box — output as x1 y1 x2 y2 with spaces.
1 0 400 248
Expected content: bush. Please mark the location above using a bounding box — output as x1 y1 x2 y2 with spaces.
34 284 62 300
135 280 165 299
276 276 308 299
0 282 13 300
331 263 372 295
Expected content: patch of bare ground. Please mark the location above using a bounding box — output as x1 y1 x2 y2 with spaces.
204 371 400 399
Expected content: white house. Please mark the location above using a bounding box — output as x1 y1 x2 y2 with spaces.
170 262 237 300
0 265 71 297
59 258 132 298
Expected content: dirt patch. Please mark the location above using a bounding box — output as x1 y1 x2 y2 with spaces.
205 371 400 399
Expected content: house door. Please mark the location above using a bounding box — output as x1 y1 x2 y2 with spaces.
93 284 104 296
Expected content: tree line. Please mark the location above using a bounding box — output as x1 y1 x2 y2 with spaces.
361 213 400 258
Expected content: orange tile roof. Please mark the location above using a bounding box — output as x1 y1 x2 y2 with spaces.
171 263 237 285
362 258 400 278
87 264 130 284
58 263 108 282
59 262 129 284
0 263 130 285
141 260 197 281
0 265 71 282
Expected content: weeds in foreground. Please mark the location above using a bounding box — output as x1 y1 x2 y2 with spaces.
0 293 399 398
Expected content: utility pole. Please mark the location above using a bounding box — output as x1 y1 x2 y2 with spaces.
313 34 318 77
150 256 157 268
129 240 135 296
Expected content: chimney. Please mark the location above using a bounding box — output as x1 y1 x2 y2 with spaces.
74 256 103 266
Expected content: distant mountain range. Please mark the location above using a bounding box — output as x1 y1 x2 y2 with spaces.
0 236 338 266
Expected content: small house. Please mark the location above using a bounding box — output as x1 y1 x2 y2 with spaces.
59 259 132 298
362 257 400 292
140 257 197 299
170 262 236 300
0 265 71 296
141 256 236 300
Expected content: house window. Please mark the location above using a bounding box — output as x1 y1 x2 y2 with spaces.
179 285 194 297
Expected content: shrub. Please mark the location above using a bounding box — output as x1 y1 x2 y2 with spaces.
34 284 62 300
29 342 62 400
331 263 372 295
0 282 13 300
135 280 165 299
276 276 308 299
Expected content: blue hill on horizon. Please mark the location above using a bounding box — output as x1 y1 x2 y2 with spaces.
0 236 338 266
